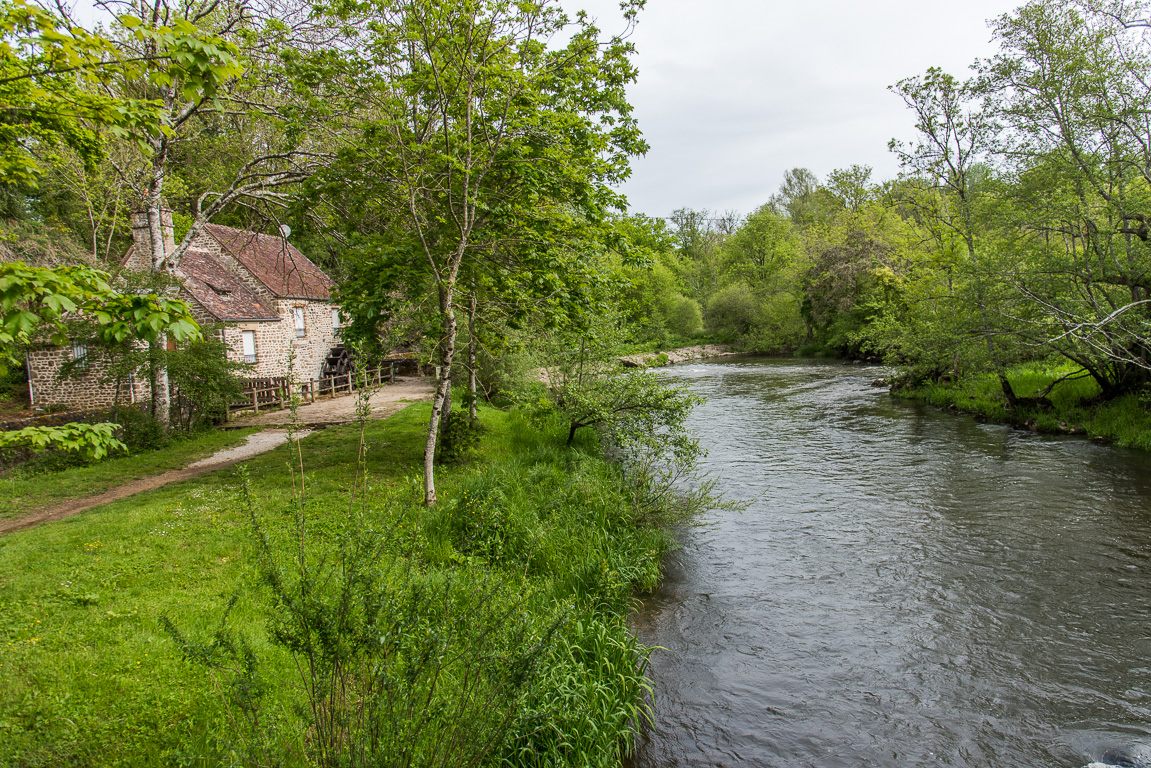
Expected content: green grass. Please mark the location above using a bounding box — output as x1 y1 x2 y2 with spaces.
0 427 261 519
902 362 1151 449
0 404 670 767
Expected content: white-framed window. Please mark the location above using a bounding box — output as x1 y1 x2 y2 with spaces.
241 330 257 363
293 306 306 338
71 340 88 371
332 307 341 334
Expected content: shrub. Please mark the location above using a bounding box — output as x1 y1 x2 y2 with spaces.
667 294 703 337
475 346 536 405
167 334 251 431
438 409 484 464
705 282 757 341
102 405 168 451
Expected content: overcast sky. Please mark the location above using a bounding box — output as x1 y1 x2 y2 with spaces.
72 0 1022 220
574 0 1024 219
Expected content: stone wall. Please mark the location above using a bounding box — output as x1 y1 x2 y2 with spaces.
220 299 337 383
26 347 149 409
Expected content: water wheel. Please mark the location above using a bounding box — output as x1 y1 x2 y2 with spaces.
319 345 354 393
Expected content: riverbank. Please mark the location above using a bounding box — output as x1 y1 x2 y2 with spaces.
620 343 740 368
0 403 671 767
892 362 1151 450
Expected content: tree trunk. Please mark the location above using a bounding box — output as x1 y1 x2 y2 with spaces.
145 178 171 429
149 339 170 423
468 287 477 424
440 374 452 438
998 373 1017 409
423 283 458 506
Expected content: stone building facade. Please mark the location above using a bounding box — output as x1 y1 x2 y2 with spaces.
26 211 341 408
25 344 149 409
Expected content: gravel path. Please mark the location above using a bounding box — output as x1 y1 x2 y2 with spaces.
231 377 435 427
187 428 310 468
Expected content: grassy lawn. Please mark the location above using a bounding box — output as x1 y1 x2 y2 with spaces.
0 404 668 767
0 427 261 519
904 362 1151 450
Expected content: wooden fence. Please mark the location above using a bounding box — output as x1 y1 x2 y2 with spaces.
230 364 396 416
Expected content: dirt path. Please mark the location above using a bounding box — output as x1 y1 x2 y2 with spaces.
1 379 435 535
0 429 307 535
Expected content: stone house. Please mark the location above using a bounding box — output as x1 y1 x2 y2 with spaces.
25 210 341 409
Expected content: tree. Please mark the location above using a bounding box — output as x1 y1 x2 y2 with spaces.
0 260 199 456
0 0 239 187
535 312 702 446
982 0 1151 394
320 0 646 505
668 207 732 305
889 68 1023 402
770 167 840 228
722 203 798 286
825 164 876 212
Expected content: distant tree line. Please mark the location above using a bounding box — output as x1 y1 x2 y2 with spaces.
621 0 1151 408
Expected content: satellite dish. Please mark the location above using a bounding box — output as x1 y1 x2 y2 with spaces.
279 224 292 238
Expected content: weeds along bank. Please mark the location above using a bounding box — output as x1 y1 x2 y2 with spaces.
893 363 1151 451
0 403 682 767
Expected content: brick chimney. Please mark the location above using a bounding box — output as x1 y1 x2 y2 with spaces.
130 207 176 269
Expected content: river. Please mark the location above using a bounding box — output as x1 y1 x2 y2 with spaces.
630 357 1151 768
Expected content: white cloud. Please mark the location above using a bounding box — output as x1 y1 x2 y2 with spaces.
577 0 1023 217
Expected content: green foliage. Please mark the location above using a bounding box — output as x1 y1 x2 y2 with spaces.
0 260 200 357
667 294 703 337
0 0 240 187
534 314 703 452
0 261 111 349
899 362 1151 449
438 409 484 465
705 282 758 341
101 405 169 452
314 0 648 504
741 292 806 352
0 421 126 461
476 343 536 406
166 334 251 431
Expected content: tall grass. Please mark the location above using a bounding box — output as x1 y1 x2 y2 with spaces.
0 400 679 766
901 362 1151 449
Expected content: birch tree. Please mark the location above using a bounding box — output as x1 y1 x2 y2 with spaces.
324 0 645 505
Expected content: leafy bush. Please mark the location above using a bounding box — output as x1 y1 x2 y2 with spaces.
167 334 251 431
475 345 536 405
740 292 806 352
101 405 168 451
667 294 703 337
0 422 126 462
438 409 484 464
705 282 758 341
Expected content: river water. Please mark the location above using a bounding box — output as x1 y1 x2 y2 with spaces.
630 357 1151 768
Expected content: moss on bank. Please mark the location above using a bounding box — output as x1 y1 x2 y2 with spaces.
0 404 673 767
896 362 1151 450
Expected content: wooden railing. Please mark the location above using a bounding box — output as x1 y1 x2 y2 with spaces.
230 364 396 415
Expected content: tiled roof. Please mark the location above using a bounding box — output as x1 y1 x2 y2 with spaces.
177 249 279 321
204 223 333 299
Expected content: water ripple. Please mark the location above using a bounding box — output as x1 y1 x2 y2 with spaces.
631 358 1151 768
